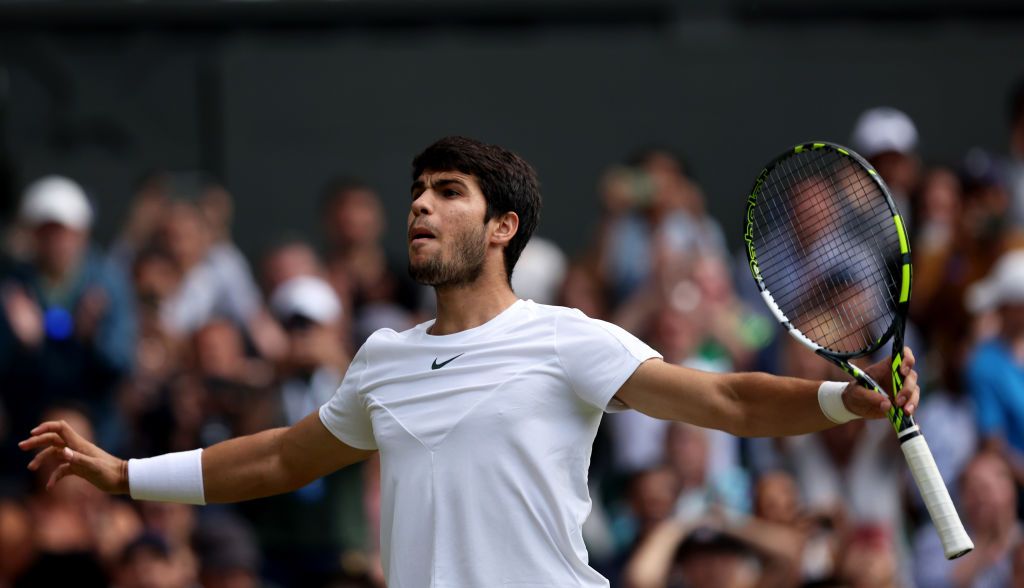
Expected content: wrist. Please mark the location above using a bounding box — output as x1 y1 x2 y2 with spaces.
127 449 206 505
117 459 129 494
818 381 860 424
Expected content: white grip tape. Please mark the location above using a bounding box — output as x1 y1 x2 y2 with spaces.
128 448 206 505
900 434 974 559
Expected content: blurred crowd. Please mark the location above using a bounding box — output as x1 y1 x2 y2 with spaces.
2 79 1024 588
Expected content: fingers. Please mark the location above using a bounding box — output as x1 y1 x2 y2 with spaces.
20 420 87 453
900 346 916 376
27 445 63 471
844 384 892 419
18 432 67 452
897 368 919 415
46 462 72 491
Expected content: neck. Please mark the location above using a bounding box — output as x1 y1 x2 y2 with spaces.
38 259 76 286
430 273 519 336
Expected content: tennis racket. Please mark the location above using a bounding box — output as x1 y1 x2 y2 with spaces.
742 141 973 560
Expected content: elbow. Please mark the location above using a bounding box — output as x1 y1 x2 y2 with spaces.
715 375 754 437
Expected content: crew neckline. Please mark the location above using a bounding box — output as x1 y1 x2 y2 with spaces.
418 299 527 342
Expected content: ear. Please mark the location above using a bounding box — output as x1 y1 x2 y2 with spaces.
489 211 519 246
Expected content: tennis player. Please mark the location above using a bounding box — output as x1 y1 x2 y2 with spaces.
20 136 919 587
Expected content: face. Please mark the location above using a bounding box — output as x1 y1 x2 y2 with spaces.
326 188 385 247
407 170 491 287
160 203 210 268
32 223 87 276
961 453 1016 531
754 471 800 525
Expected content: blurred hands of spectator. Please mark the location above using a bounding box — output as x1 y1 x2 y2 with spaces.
2 282 43 348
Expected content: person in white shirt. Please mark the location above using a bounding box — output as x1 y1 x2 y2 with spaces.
19 136 920 588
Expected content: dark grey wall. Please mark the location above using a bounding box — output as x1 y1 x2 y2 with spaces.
2 17 1022 261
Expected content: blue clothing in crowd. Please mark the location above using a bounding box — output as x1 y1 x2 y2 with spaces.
965 337 1024 453
0 249 136 485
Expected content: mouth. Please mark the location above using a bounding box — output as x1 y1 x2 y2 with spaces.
408 226 437 244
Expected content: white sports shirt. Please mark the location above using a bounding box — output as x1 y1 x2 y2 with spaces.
319 299 661 587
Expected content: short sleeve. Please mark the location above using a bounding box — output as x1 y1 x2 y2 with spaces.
555 309 662 411
319 344 378 450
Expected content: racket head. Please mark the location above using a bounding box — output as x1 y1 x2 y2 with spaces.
743 141 911 359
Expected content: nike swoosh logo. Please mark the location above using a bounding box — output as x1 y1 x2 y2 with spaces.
431 353 464 370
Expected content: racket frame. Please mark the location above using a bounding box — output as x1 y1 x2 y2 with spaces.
743 141 974 560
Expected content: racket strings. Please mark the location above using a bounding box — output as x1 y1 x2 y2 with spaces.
750 148 901 354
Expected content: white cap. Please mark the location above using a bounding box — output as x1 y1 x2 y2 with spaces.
20 175 94 230
270 276 342 324
511 237 567 305
850 107 918 159
966 250 1024 313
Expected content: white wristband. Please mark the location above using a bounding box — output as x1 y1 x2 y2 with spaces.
818 381 860 424
128 448 206 505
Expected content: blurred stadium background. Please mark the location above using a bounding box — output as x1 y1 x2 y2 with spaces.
2 1 1024 587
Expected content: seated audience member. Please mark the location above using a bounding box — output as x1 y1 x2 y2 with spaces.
0 176 135 478
157 197 284 360
965 250 1024 481
837 524 901 588
239 276 370 586
849 107 921 225
260 237 324 296
193 513 261 588
136 501 199 588
510 236 568 305
19 405 140 587
0 500 34 585
913 451 1021 588
320 178 421 338
114 533 187 588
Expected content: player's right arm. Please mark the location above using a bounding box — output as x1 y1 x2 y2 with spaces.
19 411 374 503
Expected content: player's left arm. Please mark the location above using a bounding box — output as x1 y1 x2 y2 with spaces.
614 347 918 436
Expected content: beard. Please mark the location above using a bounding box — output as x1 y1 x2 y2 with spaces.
408 224 487 287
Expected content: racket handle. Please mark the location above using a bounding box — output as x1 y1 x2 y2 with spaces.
899 430 974 559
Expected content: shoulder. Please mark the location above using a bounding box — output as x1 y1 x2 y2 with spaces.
360 320 429 350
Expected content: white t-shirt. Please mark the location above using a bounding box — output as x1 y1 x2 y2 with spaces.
319 299 661 587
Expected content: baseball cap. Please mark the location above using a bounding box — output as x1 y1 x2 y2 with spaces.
966 250 1024 313
20 175 94 230
511 237 567 305
850 107 918 160
270 275 342 324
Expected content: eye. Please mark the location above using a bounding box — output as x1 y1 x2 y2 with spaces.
444 189 461 197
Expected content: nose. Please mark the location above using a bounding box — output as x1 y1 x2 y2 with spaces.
411 190 433 217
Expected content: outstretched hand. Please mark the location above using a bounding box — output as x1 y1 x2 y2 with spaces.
841 346 919 420
19 420 128 494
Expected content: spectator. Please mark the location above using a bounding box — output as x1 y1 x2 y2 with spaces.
850 107 921 225
510 236 568 305
16 405 140 587
193 513 261 588
136 501 199 587
593 151 726 306
158 198 284 359
913 451 1021 588
837 524 902 588
260 237 324 296
965 250 1024 482
667 527 762 588
0 176 135 477
114 533 187 588
321 177 420 348
238 275 369 587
